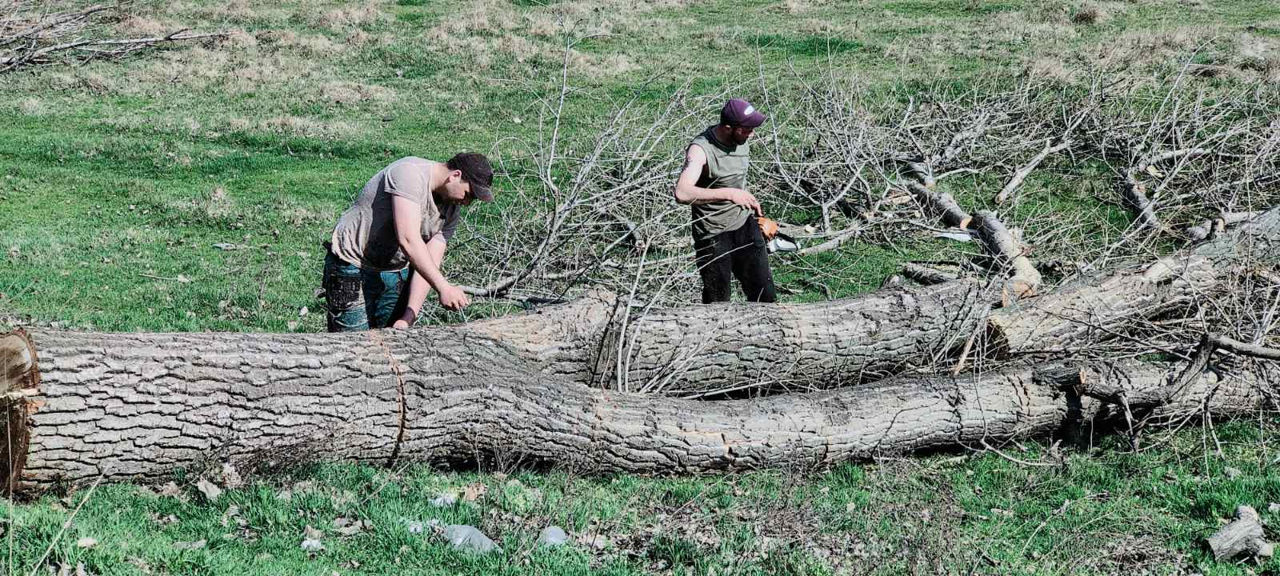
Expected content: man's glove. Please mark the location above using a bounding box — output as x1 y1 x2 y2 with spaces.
758 217 780 241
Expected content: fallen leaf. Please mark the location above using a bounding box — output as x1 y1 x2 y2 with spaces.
212 243 241 251
195 478 222 502
76 537 98 549
463 483 487 502
298 306 309 318
333 517 367 537
575 533 609 550
300 538 324 552
220 463 243 488
304 525 324 540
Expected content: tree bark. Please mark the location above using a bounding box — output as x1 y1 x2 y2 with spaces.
4 212 1277 491
5 325 1273 491
987 206 1280 356
566 280 992 397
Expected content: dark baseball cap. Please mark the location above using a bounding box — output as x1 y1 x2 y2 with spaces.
720 98 766 128
447 152 494 202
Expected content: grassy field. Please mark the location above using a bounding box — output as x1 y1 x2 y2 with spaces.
3 0 1280 573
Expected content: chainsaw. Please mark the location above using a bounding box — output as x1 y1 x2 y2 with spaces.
758 217 798 253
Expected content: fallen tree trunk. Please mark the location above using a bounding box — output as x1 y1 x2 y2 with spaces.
987 208 1278 356
482 207 1279 396
4 327 1273 491
562 280 993 397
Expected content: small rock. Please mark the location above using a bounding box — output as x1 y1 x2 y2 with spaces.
1268 503 1279 514
1224 466 1242 479
430 492 457 508
76 537 98 549
195 478 222 502
173 539 207 550
444 524 499 554
403 520 425 534
212 243 241 251
537 526 569 547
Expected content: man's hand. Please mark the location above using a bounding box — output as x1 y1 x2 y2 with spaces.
724 188 763 216
390 308 416 330
438 283 470 310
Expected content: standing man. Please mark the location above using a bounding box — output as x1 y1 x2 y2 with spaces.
323 153 494 332
673 98 777 304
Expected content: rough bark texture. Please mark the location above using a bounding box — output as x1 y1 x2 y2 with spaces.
1121 176 1160 231
4 210 1278 490
468 281 994 398
972 210 1042 300
1208 506 1273 561
908 182 971 229
6 324 1273 490
988 207 1280 355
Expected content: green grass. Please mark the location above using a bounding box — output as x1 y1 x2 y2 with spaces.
2 0 1272 330
4 421 1279 575
3 0 1279 573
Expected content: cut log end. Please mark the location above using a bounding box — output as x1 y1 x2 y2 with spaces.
1208 505 1271 561
2 329 39 495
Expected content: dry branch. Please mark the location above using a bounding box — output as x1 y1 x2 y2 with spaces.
972 210 1042 300
994 139 1072 205
0 4 224 73
907 182 971 229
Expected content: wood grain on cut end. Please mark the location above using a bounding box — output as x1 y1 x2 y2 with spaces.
2 329 40 495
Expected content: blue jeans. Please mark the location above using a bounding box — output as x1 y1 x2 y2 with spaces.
322 251 411 332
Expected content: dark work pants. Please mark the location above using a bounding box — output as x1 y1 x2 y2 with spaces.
694 216 777 304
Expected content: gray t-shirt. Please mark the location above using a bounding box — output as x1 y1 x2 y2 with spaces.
330 157 460 271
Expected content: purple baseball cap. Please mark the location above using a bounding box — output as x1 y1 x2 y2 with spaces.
720 98 766 128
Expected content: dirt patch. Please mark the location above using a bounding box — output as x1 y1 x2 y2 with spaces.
17 98 45 116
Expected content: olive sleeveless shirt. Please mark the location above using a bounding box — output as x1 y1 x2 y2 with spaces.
688 127 751 241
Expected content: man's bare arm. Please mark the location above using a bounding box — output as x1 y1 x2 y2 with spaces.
392 236 448 328
672 144 762 216
392 196 470 311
